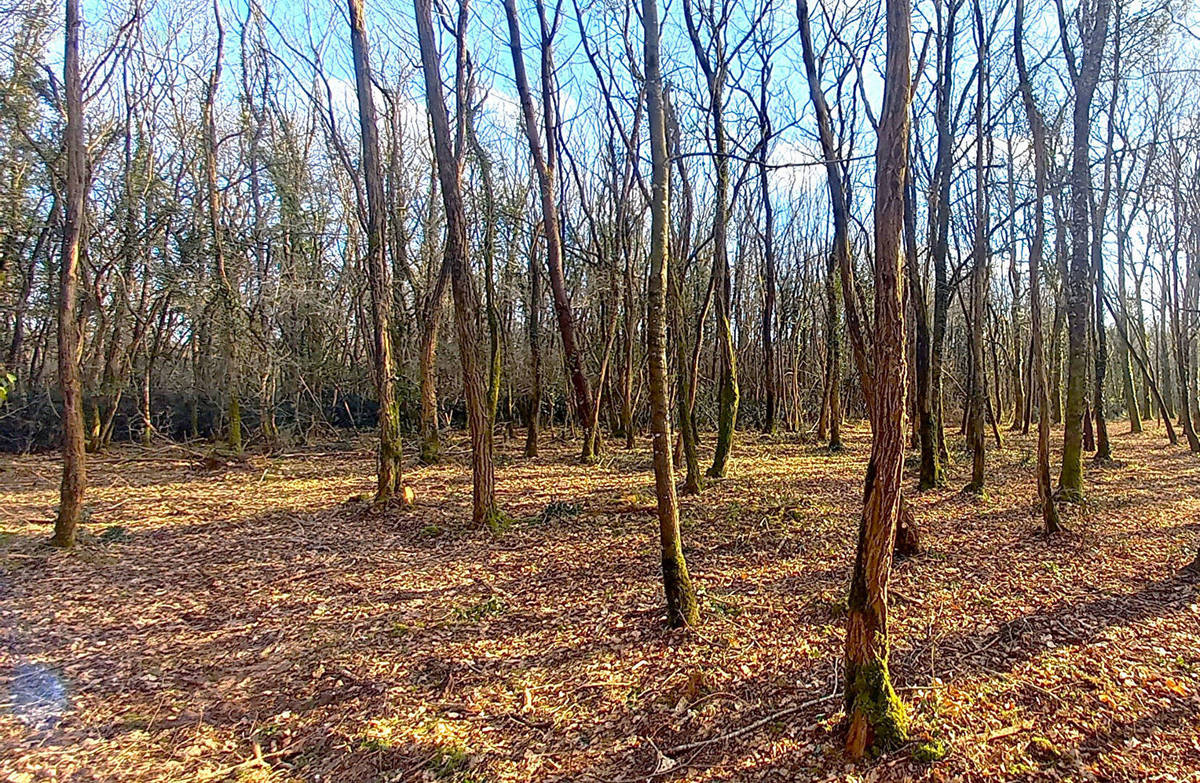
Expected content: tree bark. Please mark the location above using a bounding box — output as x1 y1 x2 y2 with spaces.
52 0 87 548
348 0 405 503
1057 0 1111 500
843 0 912 754
1016 0 1062 533
643 0 698 627
502 0 597 462
414 0 501 526
965 0 989 494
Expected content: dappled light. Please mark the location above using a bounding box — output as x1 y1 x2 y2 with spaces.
1 425 1197 780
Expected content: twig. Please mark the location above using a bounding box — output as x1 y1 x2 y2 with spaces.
665 693 838 755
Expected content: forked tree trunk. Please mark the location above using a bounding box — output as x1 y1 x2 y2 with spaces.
348 0 404 503
52 0 87 548
643 0 698 627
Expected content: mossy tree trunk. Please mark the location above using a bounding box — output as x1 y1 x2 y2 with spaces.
349 0 404 503
802 0 912 754
644 0 698 627
844 0 912 750
682 0 739 479
1057 0 1111 500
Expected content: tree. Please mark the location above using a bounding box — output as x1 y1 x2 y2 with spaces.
964 0 990 495
347 0 405 504
840 0 913 755
643 0 698 628
502 0 599 462
1056 0 1112 500
51 0 87 548
1015 0 1063 534
682 0 740 478
413 0 501 526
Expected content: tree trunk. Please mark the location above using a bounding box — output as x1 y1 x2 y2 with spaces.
643 0 698 627
928 0 957 477
965 0 988 495
526 224 543 458
415 0 500 526
348 0 404 503
843 0 912 754
52 0 87 548
503 0 597 462
1057 0 1111 500
1016 0 1062 533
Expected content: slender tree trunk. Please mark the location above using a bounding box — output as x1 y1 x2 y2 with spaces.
843 0 912 754
906 137 935 488
52 0 87 548
1016 0 1062 533
643 0 698 627
825 253 844 451
202 0 242 457
526 225 543 457
415 0 500 525
928 0 957 476
1057 0 1111 500
1116 201 1141 432
965 0 989 494
502 0 597 462
348 0 405 503
682 0 739 478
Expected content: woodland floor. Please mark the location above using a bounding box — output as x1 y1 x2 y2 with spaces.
0 422 1198 782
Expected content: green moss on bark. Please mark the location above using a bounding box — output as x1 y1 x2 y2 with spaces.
847 657 909 753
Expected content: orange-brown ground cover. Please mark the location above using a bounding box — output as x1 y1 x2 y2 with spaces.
0 423 1197 782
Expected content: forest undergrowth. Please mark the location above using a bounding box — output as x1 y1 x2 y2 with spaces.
0 422 1197 782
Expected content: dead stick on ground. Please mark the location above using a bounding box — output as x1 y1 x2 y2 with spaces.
665 693 839 755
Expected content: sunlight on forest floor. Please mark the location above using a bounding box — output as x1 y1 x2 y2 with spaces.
0 423 1198 781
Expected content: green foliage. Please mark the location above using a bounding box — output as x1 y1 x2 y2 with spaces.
911 738 949 762
429 742 470 778
451 596 506 623
540 501 580 524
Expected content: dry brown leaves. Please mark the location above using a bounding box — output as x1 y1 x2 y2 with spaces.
0 423 1197 782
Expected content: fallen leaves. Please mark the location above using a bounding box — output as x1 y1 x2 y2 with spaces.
0 425 1196 781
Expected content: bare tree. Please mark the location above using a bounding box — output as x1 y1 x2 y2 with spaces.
1056 0 1112 500
502 0 598 462
643 0 698 628
1015 0 1063 534
841 0 913 754
414 0 501 526
347 0 405 504
51 0 87 548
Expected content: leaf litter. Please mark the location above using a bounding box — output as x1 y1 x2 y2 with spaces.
0 423 1196 781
